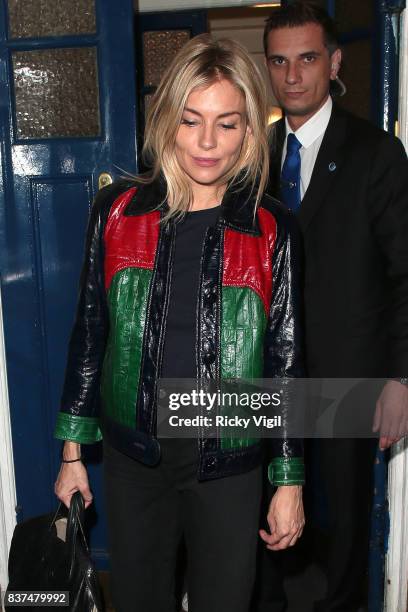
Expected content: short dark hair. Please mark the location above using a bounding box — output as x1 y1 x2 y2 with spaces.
263 1 340 56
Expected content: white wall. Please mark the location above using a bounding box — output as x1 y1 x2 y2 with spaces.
135 1 280 12
208 8 277 104
0 289 17 605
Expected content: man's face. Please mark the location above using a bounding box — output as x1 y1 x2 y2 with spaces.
265 22 341 128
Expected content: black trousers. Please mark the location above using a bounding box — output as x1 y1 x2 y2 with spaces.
253 439 377 612
103 439 262 612
313 438 377 612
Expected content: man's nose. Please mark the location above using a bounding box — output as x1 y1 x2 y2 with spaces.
285 61 301 84
199 124 217 150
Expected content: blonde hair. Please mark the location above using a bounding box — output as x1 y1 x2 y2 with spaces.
141 33 270 218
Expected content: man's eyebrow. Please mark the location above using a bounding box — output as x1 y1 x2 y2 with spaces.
299 50 321 57
267 50 322 61
267 53 285 62
183 107 242 119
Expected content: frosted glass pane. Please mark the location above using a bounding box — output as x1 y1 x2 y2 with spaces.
144 93 153 122
143 30 191 87
7 0 96 38
12 47 100 139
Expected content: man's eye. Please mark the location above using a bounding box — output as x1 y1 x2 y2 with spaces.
304 56 316 63
181 119 197 126
271 58 285 66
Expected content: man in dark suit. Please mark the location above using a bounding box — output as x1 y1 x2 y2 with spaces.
255 2 408 611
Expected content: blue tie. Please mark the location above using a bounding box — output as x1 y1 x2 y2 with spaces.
280 133 302 211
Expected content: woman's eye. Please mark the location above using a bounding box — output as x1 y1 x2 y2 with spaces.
181 118 197 126
220 124 237 130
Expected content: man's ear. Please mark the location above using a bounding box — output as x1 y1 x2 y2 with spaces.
330 48 342 80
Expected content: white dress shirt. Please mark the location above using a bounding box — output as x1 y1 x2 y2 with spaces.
281 96 333 200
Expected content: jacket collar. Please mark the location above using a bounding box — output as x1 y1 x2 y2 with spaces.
124 174 261 236
124 176 166 216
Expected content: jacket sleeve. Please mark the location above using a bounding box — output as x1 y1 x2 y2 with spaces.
367 135 408 377
54 181 131 444
263 201 305 486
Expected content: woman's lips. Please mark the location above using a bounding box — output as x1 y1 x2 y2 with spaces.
192 157 220 167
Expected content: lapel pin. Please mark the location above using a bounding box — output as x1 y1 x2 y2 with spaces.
329 162 337 172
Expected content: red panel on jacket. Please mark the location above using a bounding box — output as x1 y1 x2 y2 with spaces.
104 187 160 290
222 207 277 315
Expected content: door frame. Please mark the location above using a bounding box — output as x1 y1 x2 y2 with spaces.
0 286 17 600
385 7 408 612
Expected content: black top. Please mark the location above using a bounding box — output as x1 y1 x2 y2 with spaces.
159 206 220 461
161 206 220 379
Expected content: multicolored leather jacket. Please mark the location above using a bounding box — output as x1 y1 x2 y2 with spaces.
55 178 304 485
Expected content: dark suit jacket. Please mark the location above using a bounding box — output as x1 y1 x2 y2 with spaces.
269 103 408 377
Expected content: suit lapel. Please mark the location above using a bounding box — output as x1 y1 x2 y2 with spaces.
268 118 285 197
297 105 348 232
269 106 349 232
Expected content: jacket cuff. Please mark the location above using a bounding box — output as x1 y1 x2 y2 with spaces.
54 412 102 444
268 457 304 486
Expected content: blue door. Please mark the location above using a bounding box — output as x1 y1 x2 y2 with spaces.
0 0 138 567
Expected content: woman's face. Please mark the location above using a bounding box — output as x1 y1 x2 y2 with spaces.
175 78 249 192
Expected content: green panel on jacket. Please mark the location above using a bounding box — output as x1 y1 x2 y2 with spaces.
220 286 267 450
101 267 152 428
54 413 102 444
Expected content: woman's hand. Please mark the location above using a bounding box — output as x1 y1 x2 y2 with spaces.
54 441 93 509
259 485 304 551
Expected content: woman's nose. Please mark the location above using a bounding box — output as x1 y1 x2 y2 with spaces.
198 124 217 150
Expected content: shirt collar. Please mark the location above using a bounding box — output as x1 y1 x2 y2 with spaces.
285 95 333 149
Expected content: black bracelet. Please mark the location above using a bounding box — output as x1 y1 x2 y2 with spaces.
61 457 82 463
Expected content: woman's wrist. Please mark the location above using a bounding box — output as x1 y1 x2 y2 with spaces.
62 440 81 461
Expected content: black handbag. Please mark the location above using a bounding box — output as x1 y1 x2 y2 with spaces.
5 491 103 611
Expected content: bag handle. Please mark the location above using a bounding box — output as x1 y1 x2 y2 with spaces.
65 492 89 577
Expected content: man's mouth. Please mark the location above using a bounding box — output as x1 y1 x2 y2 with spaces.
285 91 306 98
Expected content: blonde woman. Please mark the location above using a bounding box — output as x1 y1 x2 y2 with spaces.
54 34 305 612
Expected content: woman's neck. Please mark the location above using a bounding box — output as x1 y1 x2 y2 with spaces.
190 183 226 211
